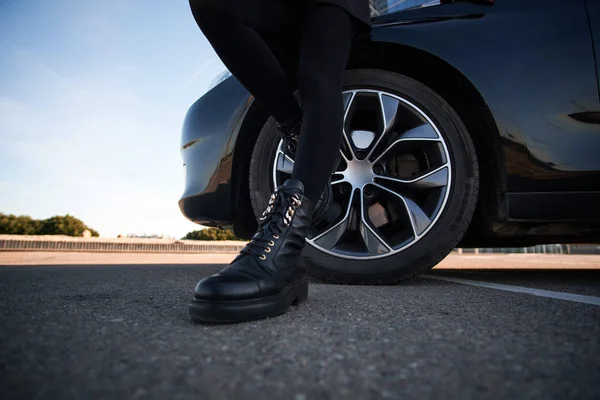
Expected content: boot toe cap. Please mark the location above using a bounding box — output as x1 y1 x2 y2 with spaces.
194 274 262 301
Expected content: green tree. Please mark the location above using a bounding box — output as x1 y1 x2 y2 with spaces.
0 213 99 236
182 228 242 241
40 215 88 236
0 214 41 235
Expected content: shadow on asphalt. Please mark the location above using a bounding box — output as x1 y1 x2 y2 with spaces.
0 263 459 328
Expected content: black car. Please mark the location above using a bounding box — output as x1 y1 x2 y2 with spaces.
179 0 600 284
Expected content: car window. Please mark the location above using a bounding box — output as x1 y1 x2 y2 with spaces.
371 0 439 17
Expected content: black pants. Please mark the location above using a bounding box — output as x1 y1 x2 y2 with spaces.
189 0 355 202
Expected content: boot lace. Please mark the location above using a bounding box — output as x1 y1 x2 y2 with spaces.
240 189 302 260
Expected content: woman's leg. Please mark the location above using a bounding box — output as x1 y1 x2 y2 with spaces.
292 2 355 202
188 0 302 125
189 1 356 324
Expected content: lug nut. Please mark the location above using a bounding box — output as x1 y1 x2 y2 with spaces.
356 151 366 160
341 185 350 194
373 164 383 175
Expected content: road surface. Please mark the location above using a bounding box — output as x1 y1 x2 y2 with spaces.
1 253 599 399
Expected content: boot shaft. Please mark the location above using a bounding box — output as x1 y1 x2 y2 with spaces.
271 191 314 273
255 179 314 275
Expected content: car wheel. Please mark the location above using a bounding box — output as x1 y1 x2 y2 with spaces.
249 69 479 284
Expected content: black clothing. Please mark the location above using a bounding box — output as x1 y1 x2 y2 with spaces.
190 0 304 124
317 0 371 31
288 3 354 201
276 119 334 226
190 0 363 202
190 179 313 323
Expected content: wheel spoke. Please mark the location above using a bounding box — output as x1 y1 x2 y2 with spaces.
376 165 449 190
402 196 432 237
311 189 355 249
339 148 350 163
373 183 431 237
341 92 357 160
371 123 441 165
400 123 439 140
359 188 392 255
275 150 294 175
380 93 399 132
313 214 351 250
366 93 400 161
343 91 354 112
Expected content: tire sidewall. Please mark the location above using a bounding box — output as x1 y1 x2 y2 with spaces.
249 69 479 283
249 117 281 217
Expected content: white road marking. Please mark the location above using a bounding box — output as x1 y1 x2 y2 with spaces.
423 275 600 306
446 255 597 265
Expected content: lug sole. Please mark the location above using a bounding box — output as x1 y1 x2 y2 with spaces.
189 279 308 324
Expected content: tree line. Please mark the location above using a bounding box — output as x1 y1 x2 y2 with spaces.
182 228 243 241
0 213 99 237
1 212 244 240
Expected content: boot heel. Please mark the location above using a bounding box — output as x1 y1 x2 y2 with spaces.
292 279 309 305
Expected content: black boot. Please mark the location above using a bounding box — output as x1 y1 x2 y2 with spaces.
189 179 314 323
276 118 334 225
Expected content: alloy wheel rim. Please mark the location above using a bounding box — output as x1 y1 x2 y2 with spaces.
272 89 452 260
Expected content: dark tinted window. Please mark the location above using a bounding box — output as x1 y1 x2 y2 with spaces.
370 0 437 17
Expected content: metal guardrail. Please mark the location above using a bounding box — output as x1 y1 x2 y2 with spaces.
455 244 600 255
0 235 246 254
1 236 598 254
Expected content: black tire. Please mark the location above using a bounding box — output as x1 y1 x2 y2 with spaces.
249 69 479 284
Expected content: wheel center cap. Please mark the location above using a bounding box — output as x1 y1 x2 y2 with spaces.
343 158 376 189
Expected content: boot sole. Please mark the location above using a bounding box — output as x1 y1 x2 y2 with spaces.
189 279 308 324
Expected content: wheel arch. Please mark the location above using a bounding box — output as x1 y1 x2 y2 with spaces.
230 99 268 239
232 40 508 242
348 40 507 244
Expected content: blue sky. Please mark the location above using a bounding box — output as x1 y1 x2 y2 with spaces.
0 0 227 238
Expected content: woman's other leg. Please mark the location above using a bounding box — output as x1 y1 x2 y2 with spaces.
188 0 302 124
292 2 355 202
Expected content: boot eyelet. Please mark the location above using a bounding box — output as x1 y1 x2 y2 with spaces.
259 254 267 260
268 240 275 246
273 235 279 239
264 247 271 253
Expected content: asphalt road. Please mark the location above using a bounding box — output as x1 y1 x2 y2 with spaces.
1 260 599 399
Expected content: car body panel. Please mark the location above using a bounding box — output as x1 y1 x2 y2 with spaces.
586 0 600 95
372 0 600 193
179 77 252 226
179 0 600 243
